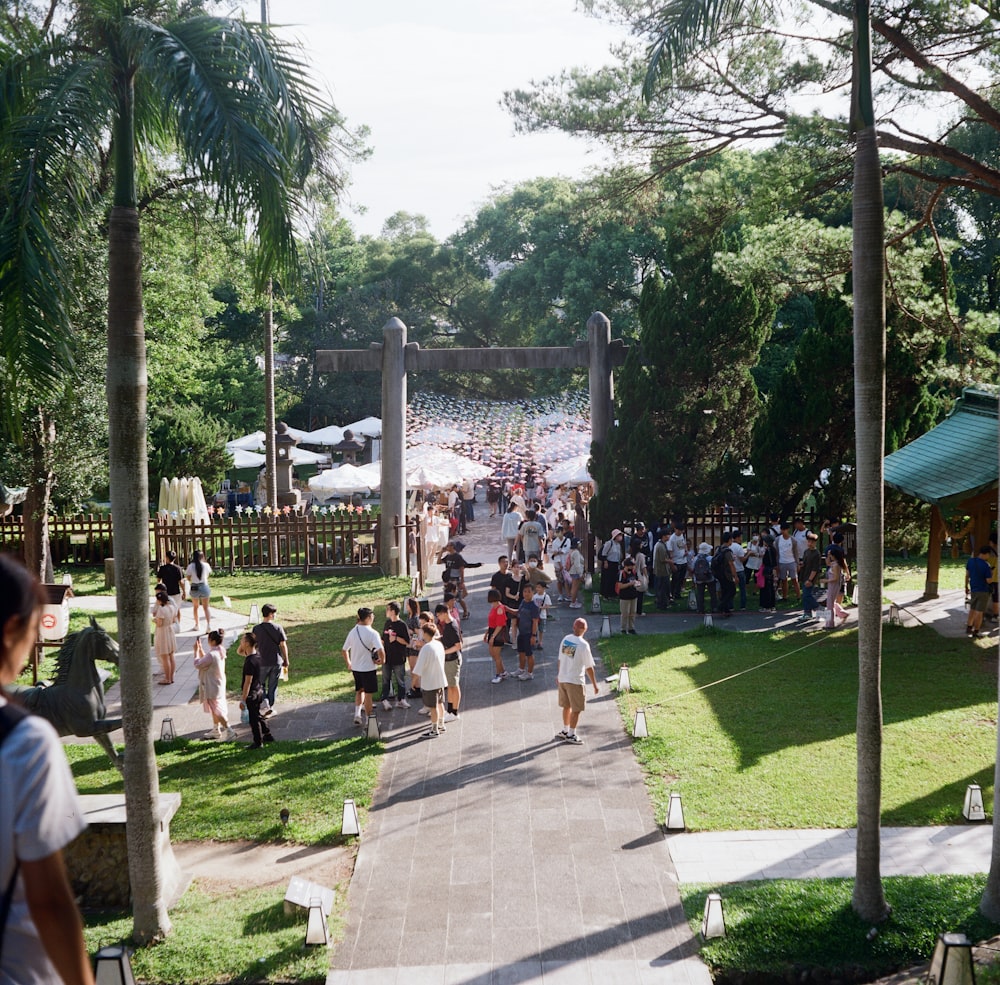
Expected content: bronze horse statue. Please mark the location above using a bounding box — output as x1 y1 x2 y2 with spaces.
5 617 123 770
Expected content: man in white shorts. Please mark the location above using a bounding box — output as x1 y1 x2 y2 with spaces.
555 618 599 745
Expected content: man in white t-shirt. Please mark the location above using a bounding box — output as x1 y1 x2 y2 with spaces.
555 618 599 745
341 607 385 727
730 528 747 610
666 522 689 604
776 523 800 601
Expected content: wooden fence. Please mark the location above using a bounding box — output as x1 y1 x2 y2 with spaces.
0 511 423 579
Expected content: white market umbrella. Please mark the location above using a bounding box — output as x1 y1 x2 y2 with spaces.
345 416 382 437
545 454 592 487
301 425 345 446
308 463 373 499
178 477 190 518
226 431 266 451
158 477 170 514
405 463 455 490
189 477 211 524
288 446 327 465
407 444 491 481
229 448 265 469
356 461 382 490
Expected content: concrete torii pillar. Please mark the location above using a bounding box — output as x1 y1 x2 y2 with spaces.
316 314 625 575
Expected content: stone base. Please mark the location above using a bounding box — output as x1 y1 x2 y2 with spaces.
66 793 187 909
277 489 302 509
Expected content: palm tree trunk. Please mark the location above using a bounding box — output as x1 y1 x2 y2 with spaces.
850 0 889 926
108 68 170 943
979 393 1000 919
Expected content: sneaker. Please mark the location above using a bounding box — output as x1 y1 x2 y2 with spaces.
569 602 582 609
221 727 238 741
442 712 458 722
418 705 431 715
422 729 438 738
491 674 506 684
203 729 220 739
260 707 274 719
353 715 363 727
565 733 584 744
262 733 275 743
628 629 637 634
520 672 534 681
397 698 411 709
556 729 570 741
382 699 392 712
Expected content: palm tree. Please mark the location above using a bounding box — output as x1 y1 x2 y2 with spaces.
0 0 331 942
643 0 889 922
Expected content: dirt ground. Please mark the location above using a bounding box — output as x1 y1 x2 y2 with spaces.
173 840 354 896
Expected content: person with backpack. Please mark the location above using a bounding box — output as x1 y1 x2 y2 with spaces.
713 531 738 617
616 557 642 634
0 554 95 985
692 542 717 614
599 529 625 599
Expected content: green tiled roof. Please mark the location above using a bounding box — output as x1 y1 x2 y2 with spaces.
884 387 998 509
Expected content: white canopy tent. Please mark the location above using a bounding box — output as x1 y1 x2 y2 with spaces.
301 425 345 446
345 416 382 437
308 463 375 500
545 454 593 487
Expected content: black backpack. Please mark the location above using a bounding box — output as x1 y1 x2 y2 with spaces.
712 547 733 581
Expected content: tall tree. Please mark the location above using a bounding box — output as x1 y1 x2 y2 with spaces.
592 229 773 530
0 0 336 942
605 0 890 921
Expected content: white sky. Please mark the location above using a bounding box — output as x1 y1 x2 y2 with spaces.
241 1 630 239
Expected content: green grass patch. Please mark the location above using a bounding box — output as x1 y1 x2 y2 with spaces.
681 876 998 980
84 884 331 984
884 554 967 594
65 737 382 844
602 625 997 829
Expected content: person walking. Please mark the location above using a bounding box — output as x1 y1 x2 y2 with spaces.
598 529 624 599
185 549 213 632
237 631 274 749
193 630 236 740
652 526 671 610
413 624 447 737
156 549 185 625
254 603 289 710
555 617 599 745
342 608 384 727
565 538 586 608
151 589 178 685
965 545 993 638
0 554 96 985
823 546 851 627
486 588 511 683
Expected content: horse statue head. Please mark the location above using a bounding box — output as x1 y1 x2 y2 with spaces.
53 617 119 692
5 616 124 771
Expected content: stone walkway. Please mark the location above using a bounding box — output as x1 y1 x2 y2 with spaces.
67 520 997 985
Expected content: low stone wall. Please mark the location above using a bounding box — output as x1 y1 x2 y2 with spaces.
66 793 185 908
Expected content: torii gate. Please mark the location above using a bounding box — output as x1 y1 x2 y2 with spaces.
316 312 626 574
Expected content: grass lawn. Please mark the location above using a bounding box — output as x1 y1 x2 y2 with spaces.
84 885 331 984
883 553 968 594
681 876 998 980
600 624 997 830
66 737 381 844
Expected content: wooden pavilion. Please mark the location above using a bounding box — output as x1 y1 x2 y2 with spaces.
883 387 997 598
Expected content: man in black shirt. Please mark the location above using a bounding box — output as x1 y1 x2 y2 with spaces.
254 603 289 710
380 601 411 710
435 603 463 722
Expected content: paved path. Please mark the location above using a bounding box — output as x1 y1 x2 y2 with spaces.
668 825 993 884
328 513 708 985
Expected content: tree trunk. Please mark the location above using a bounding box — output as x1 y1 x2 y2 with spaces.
850 0 889 925
22 407 55 582
979 391 1000 919
107 205 171 944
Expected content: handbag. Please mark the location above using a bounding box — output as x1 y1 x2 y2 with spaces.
755 566 766 589
745 556 762 571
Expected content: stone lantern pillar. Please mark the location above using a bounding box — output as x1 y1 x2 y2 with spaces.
275 422 301 509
